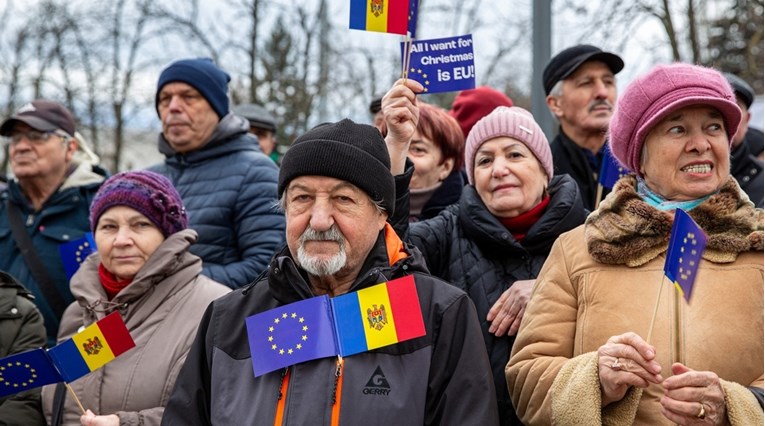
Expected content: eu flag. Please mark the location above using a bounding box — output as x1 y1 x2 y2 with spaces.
59 232 97 281
0 348 63 398
246 296 337 377
664 209 708 302
407 0 418 38
598 146 627 189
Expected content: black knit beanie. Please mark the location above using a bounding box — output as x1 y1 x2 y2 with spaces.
279 119 394 215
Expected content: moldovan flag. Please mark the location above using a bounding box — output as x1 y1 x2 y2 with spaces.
350 0 410 35
663 209 708 303
47 311 135 382
0 348 63 398
333 275 426 356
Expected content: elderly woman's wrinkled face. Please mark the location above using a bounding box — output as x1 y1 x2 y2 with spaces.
473 136 548 218
640 105 730 201
95 206 165 281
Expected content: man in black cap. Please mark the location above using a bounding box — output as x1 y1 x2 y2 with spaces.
150 58 285 289
163 118 499 425
232 103 280 163
543 44 624 209
724 72 763 207
0 100 107 345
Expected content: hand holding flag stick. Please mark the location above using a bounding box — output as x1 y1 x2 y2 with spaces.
646 209 708 345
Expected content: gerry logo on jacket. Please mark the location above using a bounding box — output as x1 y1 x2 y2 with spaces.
362 366 391 396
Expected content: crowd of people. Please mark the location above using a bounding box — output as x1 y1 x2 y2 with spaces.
0 44 761 426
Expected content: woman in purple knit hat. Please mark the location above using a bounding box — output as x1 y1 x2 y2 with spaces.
508 63 763 425
41 170 229 426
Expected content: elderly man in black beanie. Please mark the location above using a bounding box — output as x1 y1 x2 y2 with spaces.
149 57 285 289
543 44 624 209
724 72 763 207
162 118 499 426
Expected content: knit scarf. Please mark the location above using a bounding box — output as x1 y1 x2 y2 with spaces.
636 178 712 211
98 263 132 300
499 195 550 241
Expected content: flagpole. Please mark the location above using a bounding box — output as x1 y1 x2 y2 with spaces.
65 383 87 415
645 275 665 345
401 35 414 80
594 184 604 209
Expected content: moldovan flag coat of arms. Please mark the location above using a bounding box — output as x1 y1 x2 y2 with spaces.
47 311 136 382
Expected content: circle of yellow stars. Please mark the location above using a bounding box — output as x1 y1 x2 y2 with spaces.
410 68 429 92
677 232 700 281
268 312 308 356
0 361 38 388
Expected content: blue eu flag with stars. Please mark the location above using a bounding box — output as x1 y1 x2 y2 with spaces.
246 296 338 377
598 145 628 189
0 348 63 397
407 0 419 38
664 209 708 302
59 232 96 281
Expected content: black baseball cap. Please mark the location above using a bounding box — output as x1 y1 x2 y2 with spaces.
0 100 76 137
232 103 277 132
724 72 755 109
543 45 624 95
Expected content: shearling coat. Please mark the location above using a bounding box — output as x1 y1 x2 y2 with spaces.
507 175 764 425
41 230 230 426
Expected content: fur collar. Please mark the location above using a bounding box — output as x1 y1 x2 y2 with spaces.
586 175 763 266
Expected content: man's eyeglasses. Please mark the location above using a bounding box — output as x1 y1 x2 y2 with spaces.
3 130 69 146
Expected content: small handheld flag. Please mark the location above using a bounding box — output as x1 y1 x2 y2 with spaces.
246 276 426 377
407 0 418 38
48 311 135 382
350 0 412 35
598 146 627 190
0 349 63 398
663 209 708 302
59 232 97 281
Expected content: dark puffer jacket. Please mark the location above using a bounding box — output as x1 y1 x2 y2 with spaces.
394 169 588 425
0 163 106 345
162 227 499 425
0 271 47 426
150 114 286 288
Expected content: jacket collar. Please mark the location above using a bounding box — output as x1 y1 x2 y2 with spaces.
586 175 763 266
157 113 258 162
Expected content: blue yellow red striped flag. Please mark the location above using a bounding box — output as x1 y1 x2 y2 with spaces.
349 0 411 35
47 311 135 382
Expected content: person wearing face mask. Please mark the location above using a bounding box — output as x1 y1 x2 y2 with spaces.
507 63 763 425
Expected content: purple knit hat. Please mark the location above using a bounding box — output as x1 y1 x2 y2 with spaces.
464 106 553 185
608 63 741 176
90 170 188 237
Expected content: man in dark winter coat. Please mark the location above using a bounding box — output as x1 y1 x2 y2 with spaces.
0 270 47 425
162 119 499 426
543 44 624 210
150 58 285 288
724 72 763 207
0 100 106 346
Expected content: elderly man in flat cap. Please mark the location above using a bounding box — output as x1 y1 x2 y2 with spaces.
150 58 285 289
0 100 106 346
543 44 624 209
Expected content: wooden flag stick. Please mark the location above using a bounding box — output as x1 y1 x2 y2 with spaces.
401 35 414 80
594 183 604 209
65 383 87 415
645 275 666 345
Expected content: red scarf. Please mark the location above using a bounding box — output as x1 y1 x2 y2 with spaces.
98 263 132 300
499 195 550 241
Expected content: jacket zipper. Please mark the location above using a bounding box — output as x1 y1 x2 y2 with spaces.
331 356 344 426
273 368 290 426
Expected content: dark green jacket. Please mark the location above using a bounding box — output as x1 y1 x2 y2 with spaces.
0 271 47 426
